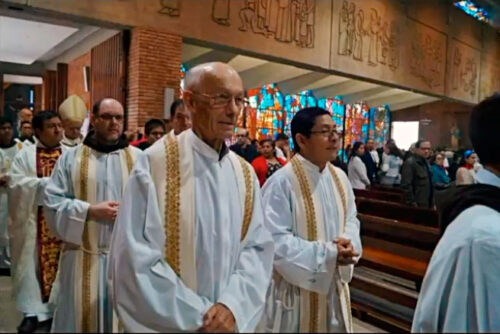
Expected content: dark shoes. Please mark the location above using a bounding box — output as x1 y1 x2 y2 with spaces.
17 317 53 333
17 317 37 334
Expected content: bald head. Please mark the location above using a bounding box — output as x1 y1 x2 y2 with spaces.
19 108 33 122
184 62 243 93
92 98 123 116
183 62 245 149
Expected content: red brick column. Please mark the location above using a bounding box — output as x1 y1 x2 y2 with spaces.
127 27 182 131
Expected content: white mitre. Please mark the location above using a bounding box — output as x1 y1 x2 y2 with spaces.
58 95 87 122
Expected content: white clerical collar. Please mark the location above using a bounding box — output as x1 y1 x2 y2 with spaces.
296 153 328 175
188 129 229 162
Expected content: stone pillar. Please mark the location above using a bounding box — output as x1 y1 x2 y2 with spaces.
127 27 182 131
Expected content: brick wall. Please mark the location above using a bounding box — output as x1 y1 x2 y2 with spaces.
127 27 182 131
68 52 91 110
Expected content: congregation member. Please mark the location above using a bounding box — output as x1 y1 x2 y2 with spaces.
275 133 291 161
138 119 166 150
43 98 141 332
401 140 434 208
16 121 35 145
260 107 361 332
0 117 23 270
230 128 259 163
430 153 450 189
379 142 403 186
109 62 273 332
412 94 500 332
361 138 378 182
455 150 479 185
348 141 371 190
9 111 65 333
59 95 87 148
251 139 287 187
170 98 192 135
331 131 348 175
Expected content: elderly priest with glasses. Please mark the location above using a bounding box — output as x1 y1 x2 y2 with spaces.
108 62 274 332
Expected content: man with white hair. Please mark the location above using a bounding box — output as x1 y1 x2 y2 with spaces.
109 62 274 332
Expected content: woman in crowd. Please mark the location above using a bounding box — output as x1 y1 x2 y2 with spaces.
252 139 287 187
431 152 451 189
380 142 403 186
456 150 480 185
348 141 371 189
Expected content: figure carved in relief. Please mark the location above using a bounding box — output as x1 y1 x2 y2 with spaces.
430 39 442 88
352 8 365 61
452 47 462 90
158 0 180 17
409 33 442 89
337 0 349 55
388 21 399 71
462 57 478 96
304 0 315 48
377 21 389 65
263 0 279 37
212 0 231 26
345 2 356 55
276 0 293 42
368 8 380 66
239 0 265 34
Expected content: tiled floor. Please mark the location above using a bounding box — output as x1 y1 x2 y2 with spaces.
0 275 385 333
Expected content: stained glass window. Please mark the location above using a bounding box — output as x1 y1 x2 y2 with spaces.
369 105 391 148
283 90 317 147
344 102 370 149
454 1 490 22
318 96 345 133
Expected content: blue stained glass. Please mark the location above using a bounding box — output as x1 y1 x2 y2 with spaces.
454 1 490 22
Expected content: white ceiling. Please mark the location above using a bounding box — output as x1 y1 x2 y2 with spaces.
3 74 42 85
182 43 440 111
0 15 78 65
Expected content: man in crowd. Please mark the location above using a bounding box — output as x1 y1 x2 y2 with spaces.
43 98 141 332
230 128 259 163
17 108 33 136
138 119 166 150
0 117 23 271
170 98 192 135
401 140 434 208
16 121 35 145
361 138 378 183
109 62 273 332
9 111 65 333
59 95 87 148
260 107 361 332
275 133 291 161
412 94 500 332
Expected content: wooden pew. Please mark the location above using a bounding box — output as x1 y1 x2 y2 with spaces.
354 188 405 204
350 208 440 332
355 197 439 228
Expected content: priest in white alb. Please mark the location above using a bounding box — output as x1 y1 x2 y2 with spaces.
260 107 362 333
43 98 141 332
0 117 24 270
108 62 274 332
9 111 66 333
58 94 87 148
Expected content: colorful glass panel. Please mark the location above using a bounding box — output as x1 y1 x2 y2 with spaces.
454 1 490 22
283 90 317 147
369 105 391 148
344 102 370 149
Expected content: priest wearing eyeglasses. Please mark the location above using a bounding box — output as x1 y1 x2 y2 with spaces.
108 62 274 332
43 98 141 332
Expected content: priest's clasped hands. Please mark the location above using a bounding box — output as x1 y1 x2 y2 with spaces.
200 303 236 333
335 237 359 265
88 201 120 222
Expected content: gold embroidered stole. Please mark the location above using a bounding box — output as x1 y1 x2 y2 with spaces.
79 145 134 332
163 133 254 290
35 147 62 302
290 156 352 332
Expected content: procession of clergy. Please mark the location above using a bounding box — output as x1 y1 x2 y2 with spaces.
0 62 499 333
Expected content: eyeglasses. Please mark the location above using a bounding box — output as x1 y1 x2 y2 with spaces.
310 129 339 138
98 114 124 121
185 90 248 110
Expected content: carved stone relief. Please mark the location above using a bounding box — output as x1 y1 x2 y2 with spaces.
213 0 316 48
159 0 181 17
408 31 444 89
336 0 399 71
